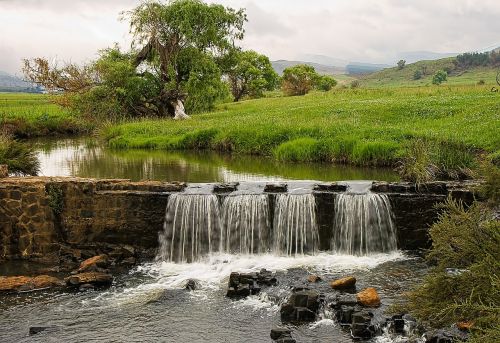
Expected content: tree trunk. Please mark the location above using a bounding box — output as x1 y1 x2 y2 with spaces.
172 99 190 120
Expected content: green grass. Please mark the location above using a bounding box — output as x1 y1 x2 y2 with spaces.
0 93 91 137
102 85 500 173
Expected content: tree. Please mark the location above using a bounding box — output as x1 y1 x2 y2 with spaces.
316 75 337 91
397 60 406 70
281 65 319 96
227 50 278 101
432 70 447 85
24 0 246 120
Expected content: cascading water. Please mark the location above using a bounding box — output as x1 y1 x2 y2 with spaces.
157 193 222 263
332 193 397 255
273 194 319 256
221 194 270 254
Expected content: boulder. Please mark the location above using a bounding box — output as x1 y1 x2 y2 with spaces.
185 279 200 291
65 272 113 288
356 288 381 307
77 255 109 273
29 326 57 336
307 275 321 283
330 276 356 290
424 328 468 343
280 288 320 323
270 328 293 341
226 269 277 298
351 311 376 339
0 275 64 293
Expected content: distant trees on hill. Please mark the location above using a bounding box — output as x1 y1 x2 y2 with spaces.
397 60 406 70
454 50 500 69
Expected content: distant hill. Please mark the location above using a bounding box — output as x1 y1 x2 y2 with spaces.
0 71 41 93
271 60 345 76
396 51 458 64
361 55 499 88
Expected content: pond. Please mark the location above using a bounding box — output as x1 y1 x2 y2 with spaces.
33 137 400 183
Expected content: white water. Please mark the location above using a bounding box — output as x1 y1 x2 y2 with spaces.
273 194 319 256
332 193 397 255
221 194 270 254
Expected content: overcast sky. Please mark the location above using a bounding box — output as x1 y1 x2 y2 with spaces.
1 0 500 74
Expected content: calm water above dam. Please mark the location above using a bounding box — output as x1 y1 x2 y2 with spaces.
33 138 400 183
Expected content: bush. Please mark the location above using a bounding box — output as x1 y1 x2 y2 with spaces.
0 133 40 175
350 80 361 89
413 70 423 80
316 75 337 91
404 198 500 341
432 70 448 85
281 65 319 96
478 79 485 85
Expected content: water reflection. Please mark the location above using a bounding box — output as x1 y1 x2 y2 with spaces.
34 138 400 182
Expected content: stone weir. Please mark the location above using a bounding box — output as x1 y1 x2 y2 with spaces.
0 177 476 263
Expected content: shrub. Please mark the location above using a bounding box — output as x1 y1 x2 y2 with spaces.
0 133 40 175
432 70 448 85
413 70 423 80
397 59 406 70
350 80 361 89
281 65 319 96
477 79 485 85
316 75 337 91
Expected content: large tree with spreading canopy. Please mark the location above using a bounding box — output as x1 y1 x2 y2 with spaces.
23 0 247 120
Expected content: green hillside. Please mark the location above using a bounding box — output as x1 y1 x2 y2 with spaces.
361 57 499 87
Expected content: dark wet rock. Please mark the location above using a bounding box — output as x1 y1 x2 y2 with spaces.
424 328 468 343
121 257 137 266
330 276 356 290
78 283 95 292
185 279 200 291
270 328 292 341
351 311 376 339
213 182 239 193
280 288 320 323
264 183 287 193
226 269 277 298
387 314 405 334
313 183 347 192
29 326 56 336
331 294 358 307
109 245 136 261
65 272 113 288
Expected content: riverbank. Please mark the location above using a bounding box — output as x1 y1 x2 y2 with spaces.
102 85 500 177
0 93 91 137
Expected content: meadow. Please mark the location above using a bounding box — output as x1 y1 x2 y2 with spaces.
102 85 500 178
0 93 89 137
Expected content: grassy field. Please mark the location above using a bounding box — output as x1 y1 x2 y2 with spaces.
103 85 500 174
0 93 89 137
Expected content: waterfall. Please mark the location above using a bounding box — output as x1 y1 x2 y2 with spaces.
221 195 270 254
158 194 222 263
332 193 397 255
273 194 319 256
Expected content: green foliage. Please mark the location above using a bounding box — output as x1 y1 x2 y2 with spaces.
46 184 64 215
404 198 500 341
316 75 337 92
227 50 279 101
350 79 361 89
413 69 423 80
397 59 406 70
455 51 498 69
432 70 448 85
281 64 319 96
477 161 500 206
0 134 40 176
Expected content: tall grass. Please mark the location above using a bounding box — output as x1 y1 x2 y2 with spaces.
0 133 39 175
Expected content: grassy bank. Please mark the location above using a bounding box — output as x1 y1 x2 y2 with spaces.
103 85 499 177
0 93 91 137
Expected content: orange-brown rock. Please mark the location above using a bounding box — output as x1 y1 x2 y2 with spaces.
66 272 113 287
78 255 109 272
330 276 356 290
356 288 381 307
457 321 474 331
308 275 321 283
0 275 64 293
